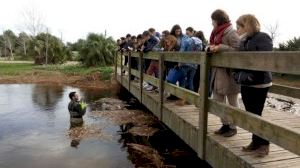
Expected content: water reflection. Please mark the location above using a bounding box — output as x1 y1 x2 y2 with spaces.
69 119 84 149
0 84 137 168
70 139 81 148
31 84 64 110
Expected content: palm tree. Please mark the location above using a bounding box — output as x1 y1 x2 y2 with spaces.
79 33 117 67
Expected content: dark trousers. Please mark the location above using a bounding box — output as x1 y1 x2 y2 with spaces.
124 55 128 66
193 65 200 92
130 58 138 80
143 59 151 73
241 86 270 145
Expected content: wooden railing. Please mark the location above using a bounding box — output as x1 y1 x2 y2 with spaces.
115 51 300 159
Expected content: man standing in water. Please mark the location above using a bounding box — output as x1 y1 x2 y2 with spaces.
68 92 87 127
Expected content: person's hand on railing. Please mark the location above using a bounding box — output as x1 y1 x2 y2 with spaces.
209 45 221 53
140 45 145 51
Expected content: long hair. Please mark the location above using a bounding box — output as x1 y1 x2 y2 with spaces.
236 14 261 35
170 24 182 36
162 35 178 51
195 31 206 43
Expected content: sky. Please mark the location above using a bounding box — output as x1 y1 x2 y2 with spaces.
0 0 299 46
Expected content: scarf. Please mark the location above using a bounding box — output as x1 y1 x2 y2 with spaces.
209 22 232 45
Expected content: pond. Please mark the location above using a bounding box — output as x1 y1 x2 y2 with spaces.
0 84 211 168
0 84 133 168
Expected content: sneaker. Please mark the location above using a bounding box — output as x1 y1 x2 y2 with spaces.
175 99 186 106
222 128 237 137
242 142 260 152
166 95 179 100
214 125 230 135
143 82 149 88
146 85 154 91
255 145 269 157
163 91 170 99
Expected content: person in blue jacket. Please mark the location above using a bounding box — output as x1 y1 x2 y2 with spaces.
166 25 197 93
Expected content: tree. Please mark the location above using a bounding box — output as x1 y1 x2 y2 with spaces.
21 5 45 36
266 22 279 42
0 30 17 60
69 39 86 51
16 32 30 57
279 37 300 51
79 33 117 67
28 33 70 64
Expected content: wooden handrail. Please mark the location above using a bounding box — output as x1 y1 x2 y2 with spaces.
208 99 300 156
116 51 300 157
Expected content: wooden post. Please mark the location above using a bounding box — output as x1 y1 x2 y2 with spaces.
198 52 211 159
120 51 124 85
158 53 165 120
128 51 132 92
139 52 144 101
114 52 118 79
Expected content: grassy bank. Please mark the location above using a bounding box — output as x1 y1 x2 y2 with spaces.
0 62 113 81
0 62 118 89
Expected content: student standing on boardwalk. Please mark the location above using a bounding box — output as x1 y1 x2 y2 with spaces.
209 9 240 137
235 14 273 157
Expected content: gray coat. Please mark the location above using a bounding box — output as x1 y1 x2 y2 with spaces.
210 25 240 95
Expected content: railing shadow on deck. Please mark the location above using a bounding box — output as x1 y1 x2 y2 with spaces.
114 50 300 160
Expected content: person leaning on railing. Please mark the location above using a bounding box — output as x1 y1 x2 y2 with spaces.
234 14 273 157
208 9 241 137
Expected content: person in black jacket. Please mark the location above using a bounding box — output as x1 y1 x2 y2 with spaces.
235 14 273 157
68 92 87 128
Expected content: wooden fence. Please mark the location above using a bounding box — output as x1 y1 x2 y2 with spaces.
115 51 300 159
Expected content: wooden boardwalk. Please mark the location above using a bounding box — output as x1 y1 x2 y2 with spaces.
115 51 300 168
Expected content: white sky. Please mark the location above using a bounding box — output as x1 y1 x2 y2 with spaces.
0 0 299 46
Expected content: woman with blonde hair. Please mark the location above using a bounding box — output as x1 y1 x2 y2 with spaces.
235 14 273 157
209 9 240 137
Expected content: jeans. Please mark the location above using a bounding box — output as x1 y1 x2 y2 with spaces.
181 65 196 91
166 65 196 91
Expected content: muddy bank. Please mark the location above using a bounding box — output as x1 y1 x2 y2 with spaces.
0 72 120 90
89 97 212 168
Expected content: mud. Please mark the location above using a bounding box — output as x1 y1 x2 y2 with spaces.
89 98 212 168
266 93 300 115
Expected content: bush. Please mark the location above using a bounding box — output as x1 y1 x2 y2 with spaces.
79 33 117 67
279 37 300 51
28 33 71 64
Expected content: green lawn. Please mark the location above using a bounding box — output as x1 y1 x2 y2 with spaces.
0 63 35 75
0 62 113 80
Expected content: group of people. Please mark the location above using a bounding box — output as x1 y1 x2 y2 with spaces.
117 26 206 93
117 9 273 157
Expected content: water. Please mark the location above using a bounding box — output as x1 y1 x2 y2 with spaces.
0 84 133 168
0 84 212 168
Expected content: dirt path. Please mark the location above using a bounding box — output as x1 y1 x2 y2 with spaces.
0 60 34 64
